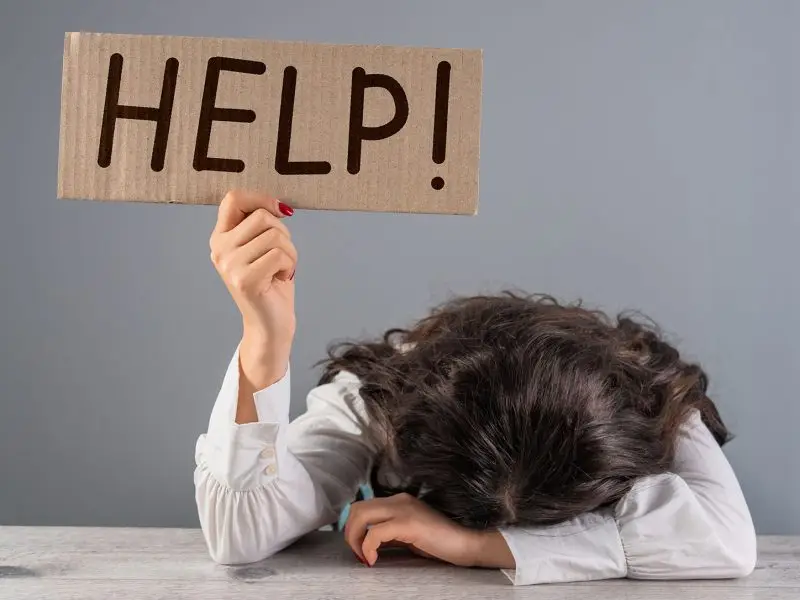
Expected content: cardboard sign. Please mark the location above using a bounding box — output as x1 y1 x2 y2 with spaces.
57 32 482 214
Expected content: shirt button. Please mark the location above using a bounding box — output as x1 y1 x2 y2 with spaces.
265 464 277 476
260 447 275 459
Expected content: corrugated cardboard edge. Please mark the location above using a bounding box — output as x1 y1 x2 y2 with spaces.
473 49 484 216
64 31 481 55
56 32 73 200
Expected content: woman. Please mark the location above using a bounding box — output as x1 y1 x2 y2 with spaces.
194 191 756 585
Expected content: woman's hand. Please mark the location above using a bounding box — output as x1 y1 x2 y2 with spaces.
209 191 297 419
344 493 516 569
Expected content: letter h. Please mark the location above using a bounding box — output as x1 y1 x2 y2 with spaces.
97 53 179 172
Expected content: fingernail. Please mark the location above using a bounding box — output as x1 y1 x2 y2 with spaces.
289 270 295 281
278 202 294 217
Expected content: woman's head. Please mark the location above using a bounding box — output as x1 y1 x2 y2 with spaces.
319 293 728 530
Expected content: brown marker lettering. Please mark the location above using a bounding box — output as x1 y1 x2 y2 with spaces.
193 57 266 173
430 61 451 190
347 68 409 175
275 67 332 175
97 53 179 172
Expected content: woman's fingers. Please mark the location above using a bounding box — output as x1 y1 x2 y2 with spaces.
210 204 296 282
237 227 297 268
226 208 291 249
361 520 411 567
248 247 296 284
213 190 290 234
344 499 397 561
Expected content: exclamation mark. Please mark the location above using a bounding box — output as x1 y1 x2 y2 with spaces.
431 61 451 190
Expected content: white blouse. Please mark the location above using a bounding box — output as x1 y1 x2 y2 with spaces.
194 346 757 585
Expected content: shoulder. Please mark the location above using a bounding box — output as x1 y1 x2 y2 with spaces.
304 369 370 425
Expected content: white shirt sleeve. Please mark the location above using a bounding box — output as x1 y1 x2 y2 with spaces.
194 346 375 564
499 410 757 585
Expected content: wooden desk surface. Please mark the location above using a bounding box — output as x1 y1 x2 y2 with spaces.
0 527 798 599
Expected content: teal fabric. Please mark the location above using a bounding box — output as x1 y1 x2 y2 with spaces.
337 484 374 530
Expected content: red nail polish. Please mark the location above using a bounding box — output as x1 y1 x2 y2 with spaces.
278 202 294 217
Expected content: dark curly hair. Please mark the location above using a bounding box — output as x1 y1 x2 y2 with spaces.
318 293 729 530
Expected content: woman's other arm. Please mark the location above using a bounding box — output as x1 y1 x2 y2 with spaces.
498 410 757 585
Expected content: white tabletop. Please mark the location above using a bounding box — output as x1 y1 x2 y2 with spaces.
0 527 797 599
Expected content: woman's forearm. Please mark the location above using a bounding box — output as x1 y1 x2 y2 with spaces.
471 531 516 569
236 328 290 424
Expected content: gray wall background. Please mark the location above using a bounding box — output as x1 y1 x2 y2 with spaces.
1 0 797 533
